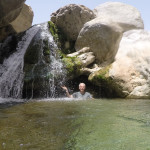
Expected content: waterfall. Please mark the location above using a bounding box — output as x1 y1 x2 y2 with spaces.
0 22 66 99
24 23 66 98
0 25 40 98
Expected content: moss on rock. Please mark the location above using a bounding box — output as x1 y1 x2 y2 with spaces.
62 56 82 79
89 65 126 98
48 21 75 54
43 39 50 56
24 42 40 64
90 65 112 83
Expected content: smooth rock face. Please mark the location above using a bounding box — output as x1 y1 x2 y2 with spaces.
0 3 33 41
75 18 123 65
94 2 144 32
109 29 150 98
10 4 33 33
0 0 25 27
51 4 95 41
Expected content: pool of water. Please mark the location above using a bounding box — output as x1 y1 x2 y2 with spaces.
0 98 150 150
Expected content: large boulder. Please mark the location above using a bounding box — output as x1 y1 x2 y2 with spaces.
10 4 33 33
0 2 33 41
51 4 95 41
0 0 25 27
94 2 144 32
89 29 150 99
75 18 123 65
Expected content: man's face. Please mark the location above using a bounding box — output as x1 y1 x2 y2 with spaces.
79 83 86 92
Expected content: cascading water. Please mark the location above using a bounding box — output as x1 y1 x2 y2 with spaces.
39 23 67 98
0 22 66 99
23 22 66 98
0 26 39 98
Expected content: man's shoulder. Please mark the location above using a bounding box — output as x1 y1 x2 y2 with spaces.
72 92 80 96
85 92 92 98
85 92 91 95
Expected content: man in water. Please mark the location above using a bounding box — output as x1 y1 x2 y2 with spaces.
61 83 92 99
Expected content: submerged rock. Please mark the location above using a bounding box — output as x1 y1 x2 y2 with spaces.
51 4 95 41
94 2 144 32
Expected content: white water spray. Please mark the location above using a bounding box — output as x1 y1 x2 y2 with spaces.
0 25 40 98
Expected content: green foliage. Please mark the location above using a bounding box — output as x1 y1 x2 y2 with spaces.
43 39 50 56
48 21 81 79
48 21 59 41
62 56 82 78
88 65 113 87
48 21 75 54
96 65 112 81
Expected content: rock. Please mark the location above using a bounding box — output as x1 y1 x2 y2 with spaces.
89 64 126 98
89 29 150 98
81 64 101 75
67 47 95 67
77 52 95 67
75 19 123 65
94 2 144 32
23 23 64 98
51 4 95 41
0 0 25 27
0 24 16 42
0 3 33 41
67 47 90 57
10 4 33 33
110 29 150 98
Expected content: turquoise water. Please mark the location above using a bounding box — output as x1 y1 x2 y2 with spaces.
0 99 150 150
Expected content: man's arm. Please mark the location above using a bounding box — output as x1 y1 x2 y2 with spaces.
61 86 73 98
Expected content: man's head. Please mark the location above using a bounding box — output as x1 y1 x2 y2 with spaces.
79 83 86 93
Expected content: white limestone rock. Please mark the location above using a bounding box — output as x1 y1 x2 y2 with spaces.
75 18 123 65
94 2 144 32
109 29 150 98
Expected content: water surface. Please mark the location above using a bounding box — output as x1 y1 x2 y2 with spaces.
0 99 150 150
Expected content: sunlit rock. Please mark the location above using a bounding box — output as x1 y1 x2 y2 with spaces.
89 29 150 98
51 4 95 41
75 19 123 65
110 29 150 98
94 2 144 32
